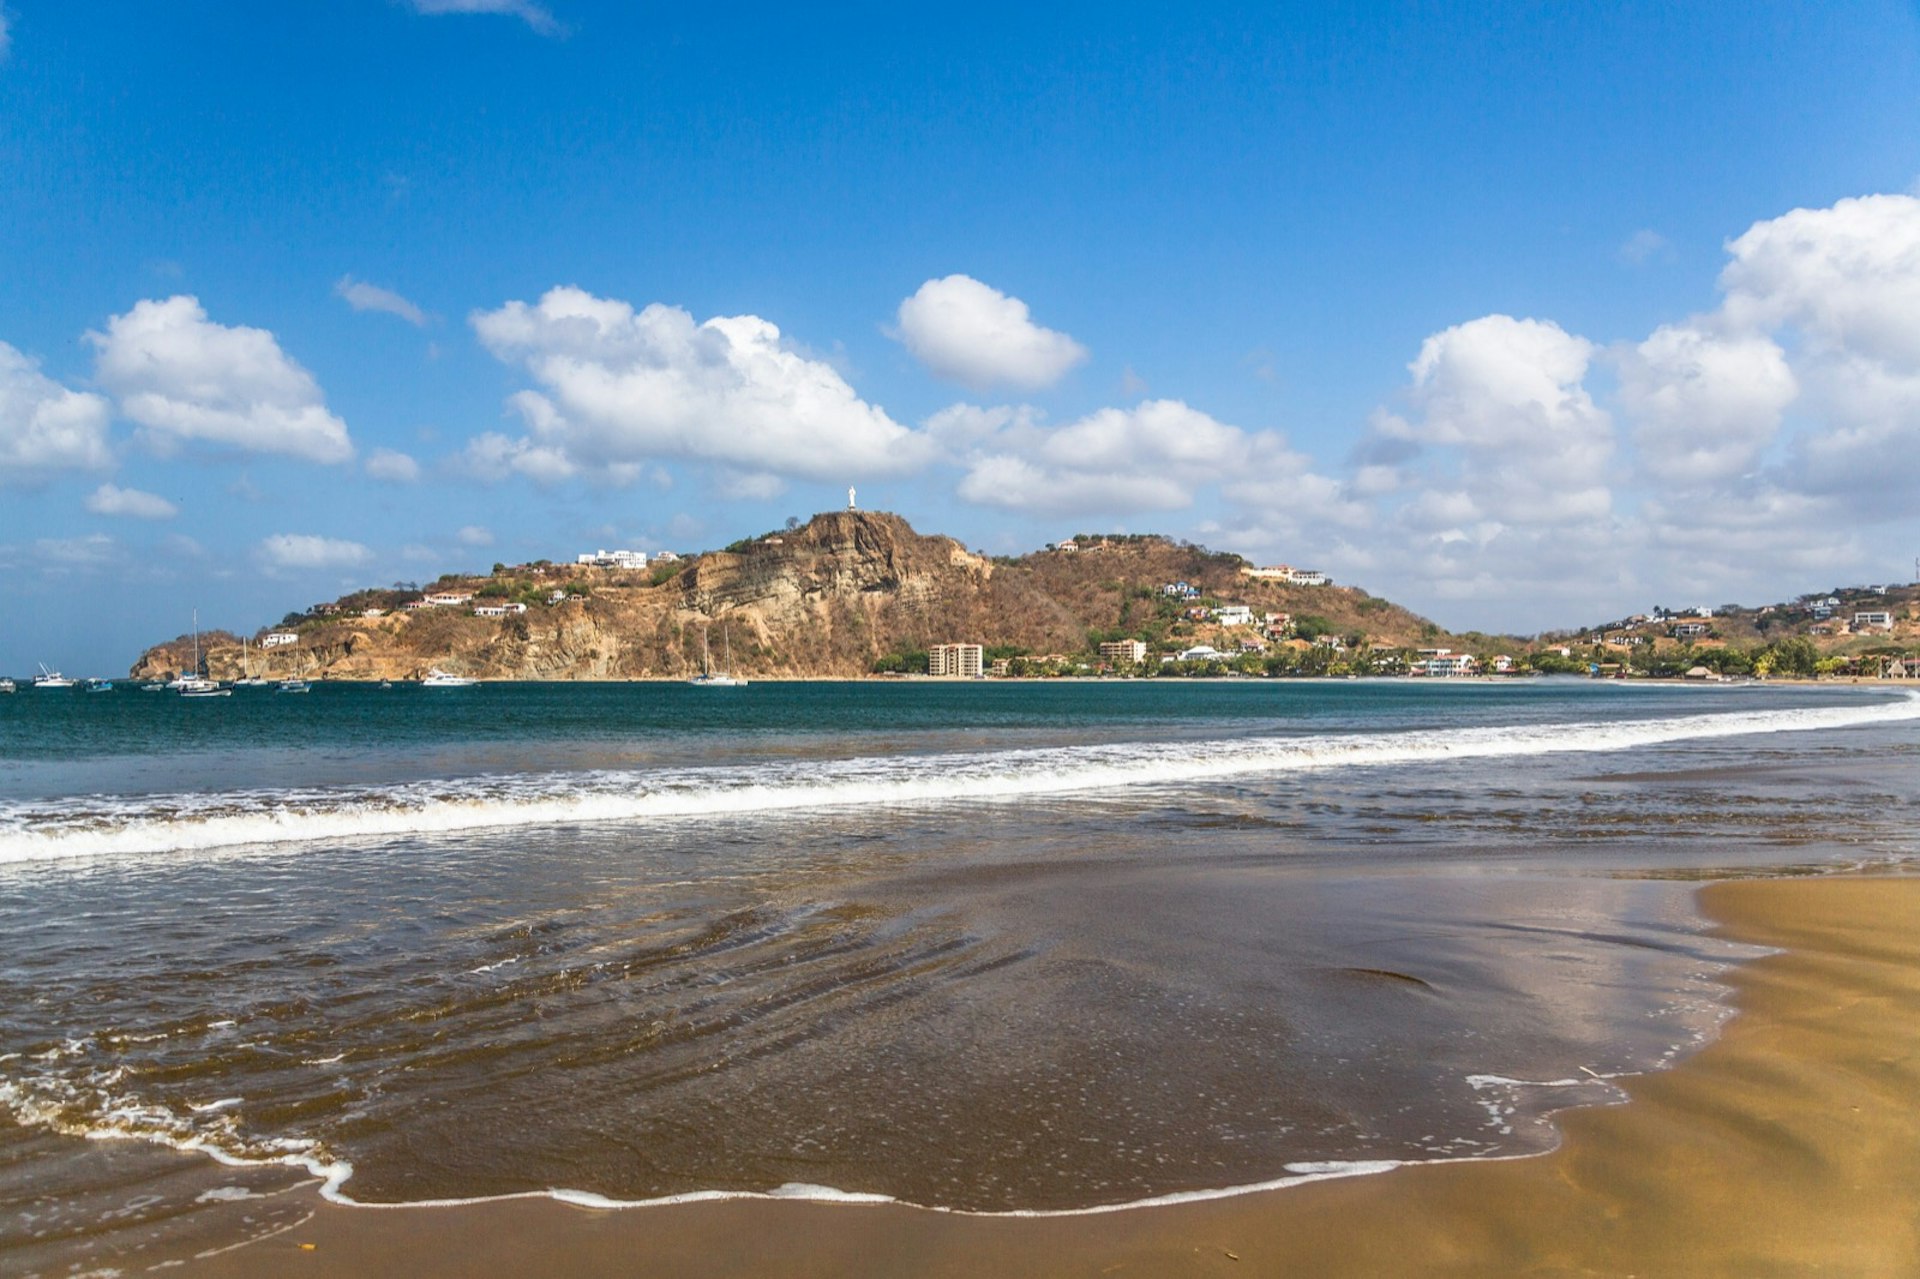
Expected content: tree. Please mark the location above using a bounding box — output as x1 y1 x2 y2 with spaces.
1766 636 1820 678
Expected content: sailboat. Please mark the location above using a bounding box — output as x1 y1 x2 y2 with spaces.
689 623 747 687
234 637 271 687
175 610 229 696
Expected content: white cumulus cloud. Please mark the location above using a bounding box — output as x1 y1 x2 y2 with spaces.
894 275 1089 391
365 447 422 482
946 398 1354 524
1618 323 1797 485
1719 193 1920 365
257 533 372 572
1389 314 1614 525
85 483 178 519
89 296 354 464
0 341 114 480
335 277 428 327
470 286 926 484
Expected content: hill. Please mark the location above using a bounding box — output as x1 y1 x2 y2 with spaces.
128 511 1460 681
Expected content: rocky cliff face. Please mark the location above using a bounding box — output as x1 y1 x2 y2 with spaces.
128 511 1442 681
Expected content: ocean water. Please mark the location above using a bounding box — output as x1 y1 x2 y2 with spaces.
2 678 1917 1271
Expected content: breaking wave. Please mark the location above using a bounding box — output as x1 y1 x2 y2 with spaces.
3 691 1915 866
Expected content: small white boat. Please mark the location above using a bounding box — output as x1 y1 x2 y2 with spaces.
690 626 747 688
278 679 310 694
0 678 15 693
422 668 477 687
33 665 76 689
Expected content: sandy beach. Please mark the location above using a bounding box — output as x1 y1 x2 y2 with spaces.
178 874 1920 1277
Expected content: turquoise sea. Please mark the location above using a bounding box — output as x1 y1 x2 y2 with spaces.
1 678 1917 1271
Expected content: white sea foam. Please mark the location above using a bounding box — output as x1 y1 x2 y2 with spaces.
2 691 1915 866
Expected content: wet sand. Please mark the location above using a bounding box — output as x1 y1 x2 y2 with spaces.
189 875 1920 1277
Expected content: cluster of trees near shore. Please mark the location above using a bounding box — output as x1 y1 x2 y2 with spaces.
877 633 1917 680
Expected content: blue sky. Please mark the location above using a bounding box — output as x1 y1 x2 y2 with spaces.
4 1 1920 673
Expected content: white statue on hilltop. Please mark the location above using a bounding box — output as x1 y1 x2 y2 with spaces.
848 486 857 511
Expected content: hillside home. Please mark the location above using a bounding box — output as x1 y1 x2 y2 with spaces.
1244 565 1329 585
424 592 473 607
260 631 299 648
1854 611 1894 631
1213 604 1254 626
576 549 647 569
1671 621 1711 638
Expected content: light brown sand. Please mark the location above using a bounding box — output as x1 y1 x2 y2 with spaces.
189 876 1920 1277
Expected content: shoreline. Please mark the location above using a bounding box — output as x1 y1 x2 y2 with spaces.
178 873 1920 1276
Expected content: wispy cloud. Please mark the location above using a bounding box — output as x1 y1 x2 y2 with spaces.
407 0 562 37
334 276 429 327
257 533 372 573
365 447 422 483
85 483 178 520
1617 228 1672 265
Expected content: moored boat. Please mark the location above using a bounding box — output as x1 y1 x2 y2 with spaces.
689 625 748 687
422 668 477 688
32 665 76 689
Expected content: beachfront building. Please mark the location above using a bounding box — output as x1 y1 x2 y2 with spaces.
1174 644 1225 662
929 643 985 678
1412 650 1479 677
1099 639 1148 665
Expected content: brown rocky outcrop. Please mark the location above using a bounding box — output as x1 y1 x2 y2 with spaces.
128 512 1446 681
